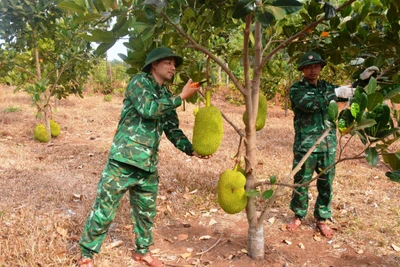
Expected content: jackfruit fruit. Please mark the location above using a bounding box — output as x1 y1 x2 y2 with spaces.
192 90 223 156
50 119 61 137
34 123 50 143
218 170 247 214
192 106 223 156
193 106 199 116
243 93 267 131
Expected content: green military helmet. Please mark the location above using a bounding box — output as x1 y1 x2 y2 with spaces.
298 51 326 70
142 47 183 72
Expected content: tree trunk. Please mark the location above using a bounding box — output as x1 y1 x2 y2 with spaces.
248 223 264 259
44 104 51 141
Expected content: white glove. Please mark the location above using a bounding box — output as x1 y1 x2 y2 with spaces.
360 66 379 80
335 85 354 99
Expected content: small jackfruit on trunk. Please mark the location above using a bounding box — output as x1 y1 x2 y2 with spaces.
192 90 223 156
243 93 268 131
217 168 247 214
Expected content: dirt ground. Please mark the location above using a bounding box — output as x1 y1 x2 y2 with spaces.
0 85 399 267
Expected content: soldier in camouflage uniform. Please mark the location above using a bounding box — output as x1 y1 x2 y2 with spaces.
78 47 208 267
286 52 378 238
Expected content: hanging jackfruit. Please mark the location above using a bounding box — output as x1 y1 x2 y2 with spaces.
218 169 247 214
50 119 61 137
34 123 50 143
243 93 268 131
192 90 223 156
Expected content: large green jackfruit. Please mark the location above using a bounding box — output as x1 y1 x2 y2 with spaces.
34 123 50 143
50 119 61 137
218 170 247 214
243 93 268 131
192 105 223 156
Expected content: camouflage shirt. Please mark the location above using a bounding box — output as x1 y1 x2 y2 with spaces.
290 78 338 153
109 72 194 172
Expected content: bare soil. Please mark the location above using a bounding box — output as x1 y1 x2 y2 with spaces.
0 85 399 267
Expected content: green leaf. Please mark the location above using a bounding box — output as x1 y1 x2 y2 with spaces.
94 41 116 56
366 77 377 95
246 189 260 197
90 29 116 43
255 7 275 26
323 2 336 20
376 128 398 139
367 93 384 111
75 13 103 23
271 0 302 15
386 170 400 183
350 102 360 118
57 1 86 13
270 175 276 185
166 8 180 24
353 119 376 131
327 100 338 121
262 189 274 200
130 21 151 32
232 0 255 19
366 147 379 166
383 153 400 170
345 19 358 33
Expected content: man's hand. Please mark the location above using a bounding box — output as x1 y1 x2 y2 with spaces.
360 66 379 80
192 151 212 159
179 79 201 100
335 85 354 99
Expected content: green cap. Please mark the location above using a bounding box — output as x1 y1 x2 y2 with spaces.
298 51 326 70
142 47 183 72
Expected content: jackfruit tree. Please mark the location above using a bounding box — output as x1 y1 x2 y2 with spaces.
192 90 224 156
59 0 400 260
0 0 99 141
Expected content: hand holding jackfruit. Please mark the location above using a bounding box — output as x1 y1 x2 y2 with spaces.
34 123 50 143
50 119 61 137
243 94 267 131
218 170 247 214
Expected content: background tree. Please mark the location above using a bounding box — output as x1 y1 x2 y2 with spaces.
58 0 400 260
0 0 99 140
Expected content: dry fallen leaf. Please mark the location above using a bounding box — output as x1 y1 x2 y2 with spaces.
151 248 161 254
313 235 321 242
391 244 400 252
283 239 292 245
209 219 217 226
107 240 124 249
56 227 68 238
180 252 192 259
177 234 188 241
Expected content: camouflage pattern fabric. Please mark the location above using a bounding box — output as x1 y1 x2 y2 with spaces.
109 72 194 172
79 72 195 258
80 159 159 257
290 78 338 153
290 150 336 219
289 78 338 219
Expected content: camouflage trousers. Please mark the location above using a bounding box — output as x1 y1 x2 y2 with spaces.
79 159 159 258
290 150 336 220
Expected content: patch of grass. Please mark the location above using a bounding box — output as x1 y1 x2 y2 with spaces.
103 94 113 102
3 106 22 113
